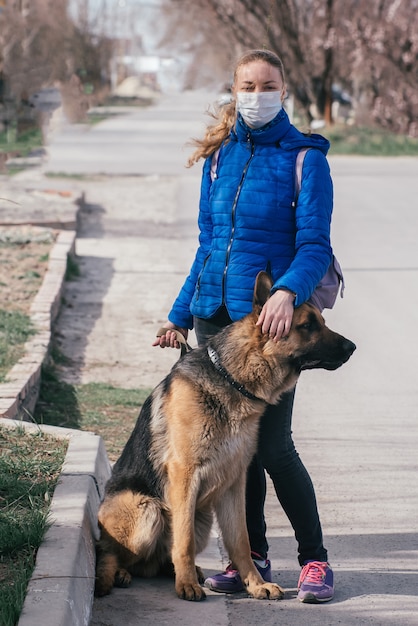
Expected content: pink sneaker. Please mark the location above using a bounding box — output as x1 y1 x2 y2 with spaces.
297 561 334 603
205 552 271 594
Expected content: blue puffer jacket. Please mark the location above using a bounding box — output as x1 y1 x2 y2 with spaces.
168 107 333 330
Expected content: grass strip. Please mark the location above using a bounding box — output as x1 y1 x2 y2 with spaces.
326 124 418 156
0 128 43 160
34 366 151 461
0 426 67 626
0 310 35 382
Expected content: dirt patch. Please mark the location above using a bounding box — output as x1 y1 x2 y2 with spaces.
0 225 58 314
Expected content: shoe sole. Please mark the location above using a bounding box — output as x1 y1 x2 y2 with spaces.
298 591 334 603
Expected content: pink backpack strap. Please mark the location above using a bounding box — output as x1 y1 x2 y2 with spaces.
294 147 310 202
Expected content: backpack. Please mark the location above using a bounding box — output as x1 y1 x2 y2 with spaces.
294 148 344 311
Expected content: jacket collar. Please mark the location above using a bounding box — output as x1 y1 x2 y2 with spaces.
233 107 291 145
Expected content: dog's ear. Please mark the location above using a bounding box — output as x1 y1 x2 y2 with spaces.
253 272 273 311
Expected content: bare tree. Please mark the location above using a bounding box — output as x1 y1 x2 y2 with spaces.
162 0 418 135
337 0 418 136
162 0 341 123
0 0 113 130
1 1 72 100
158 0 239 90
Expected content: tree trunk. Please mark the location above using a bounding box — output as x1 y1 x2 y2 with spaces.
323 0 334 125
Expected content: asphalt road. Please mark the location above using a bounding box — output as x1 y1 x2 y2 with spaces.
44 92 418 625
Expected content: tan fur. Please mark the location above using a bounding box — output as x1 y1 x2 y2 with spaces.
95 272 355 602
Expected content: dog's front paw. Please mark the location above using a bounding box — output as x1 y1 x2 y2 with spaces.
248 582 284 600
176 580 206 601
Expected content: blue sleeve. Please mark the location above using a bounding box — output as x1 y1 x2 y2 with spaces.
273 148 333 305
168 157 214 329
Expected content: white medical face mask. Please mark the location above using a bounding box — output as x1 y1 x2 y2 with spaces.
236 91 282 129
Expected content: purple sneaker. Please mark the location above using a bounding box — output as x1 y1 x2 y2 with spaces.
204 552 271 594
297 561 334 603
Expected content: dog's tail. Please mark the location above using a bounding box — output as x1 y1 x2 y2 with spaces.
95 491 171 595
131 493 171 560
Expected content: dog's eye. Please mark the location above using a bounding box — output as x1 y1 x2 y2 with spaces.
296 312 320 333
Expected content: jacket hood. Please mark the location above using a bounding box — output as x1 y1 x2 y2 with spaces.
233 108 330 156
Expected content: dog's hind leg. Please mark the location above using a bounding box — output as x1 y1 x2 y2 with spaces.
95 546 133 595
95 551 121 597
214 479 284 601
95 490 170 595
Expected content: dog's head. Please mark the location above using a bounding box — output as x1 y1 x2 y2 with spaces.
253 271 356 373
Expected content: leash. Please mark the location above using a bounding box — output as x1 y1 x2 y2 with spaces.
156 327 193 358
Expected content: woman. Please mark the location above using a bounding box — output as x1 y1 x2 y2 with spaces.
153 49 334 603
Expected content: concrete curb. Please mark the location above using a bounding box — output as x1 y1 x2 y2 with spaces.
0 229 76 419
0 419 111 626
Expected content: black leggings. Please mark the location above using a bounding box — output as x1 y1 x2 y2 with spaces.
194 314 328 566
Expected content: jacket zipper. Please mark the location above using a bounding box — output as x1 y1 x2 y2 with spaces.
195 254 209 301
222 137 255 302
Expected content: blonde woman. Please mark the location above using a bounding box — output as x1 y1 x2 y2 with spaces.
154 49 335 603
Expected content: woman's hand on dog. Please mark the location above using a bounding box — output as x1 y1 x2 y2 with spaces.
256 289 295 341
153 322 189 350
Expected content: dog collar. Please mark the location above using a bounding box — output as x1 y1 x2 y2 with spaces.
207 346 265 403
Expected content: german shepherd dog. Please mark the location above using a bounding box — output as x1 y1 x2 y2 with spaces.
95 272 355 601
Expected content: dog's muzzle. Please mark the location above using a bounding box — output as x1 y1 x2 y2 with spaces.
300 337 356 371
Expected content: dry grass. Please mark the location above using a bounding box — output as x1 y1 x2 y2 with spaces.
0 229 56 314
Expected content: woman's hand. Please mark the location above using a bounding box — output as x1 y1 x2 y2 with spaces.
152 321 189 350
256 289 295 341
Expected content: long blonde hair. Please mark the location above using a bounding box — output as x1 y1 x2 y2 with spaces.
187 49 286 167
